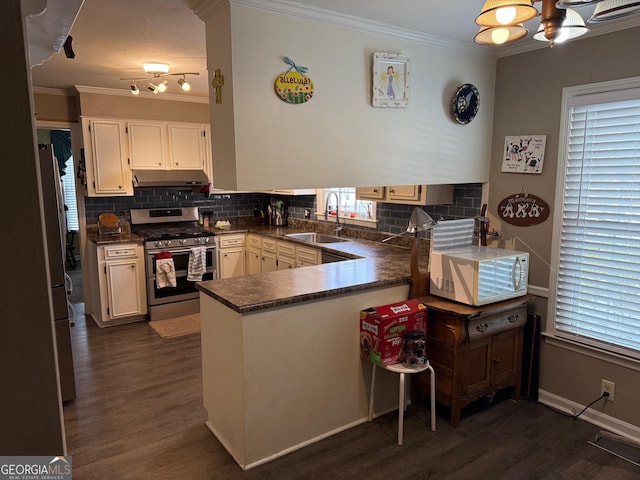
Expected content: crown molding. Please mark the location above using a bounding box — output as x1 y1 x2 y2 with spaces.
192 0 483 54
73 85 209 104
32 86 76 96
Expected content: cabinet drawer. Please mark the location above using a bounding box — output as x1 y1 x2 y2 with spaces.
296 246 319 264
103 245 138 259
262 238 277 253
247 235 262 249
467 306 527 341
277 240 296 258
219 234 245 249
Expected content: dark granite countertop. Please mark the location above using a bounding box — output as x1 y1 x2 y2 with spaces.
197 224 421 314
86 225 145 245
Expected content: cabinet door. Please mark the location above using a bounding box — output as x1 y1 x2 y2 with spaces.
277 256 295 270
461 336 491 396
296 245 319 267
247 247 262 275
387 185 420 202
128 122 166 169
167 124 204 170
87 119 132 195
356 186 385 200
491 329 522 386
105 259 144 318
219 249 245 278
261 251 277 273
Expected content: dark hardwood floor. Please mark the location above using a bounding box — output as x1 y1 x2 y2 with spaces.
63 304 639 479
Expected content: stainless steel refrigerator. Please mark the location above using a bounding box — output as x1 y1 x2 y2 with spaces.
39 144 76 401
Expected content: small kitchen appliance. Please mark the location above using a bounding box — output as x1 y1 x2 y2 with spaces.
130 207 217 321
429 218 529 306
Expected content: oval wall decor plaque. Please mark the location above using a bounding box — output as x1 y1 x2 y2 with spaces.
497 193 549 226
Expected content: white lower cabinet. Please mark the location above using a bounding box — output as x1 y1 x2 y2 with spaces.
261 237 278 273
218 234 246 279
86 242 147 327
246 234 262 276
296 245 320 267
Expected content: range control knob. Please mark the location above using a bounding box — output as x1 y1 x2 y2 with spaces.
164 240 172 247
204 237 210 244
154 241 162 248
179 239 187 246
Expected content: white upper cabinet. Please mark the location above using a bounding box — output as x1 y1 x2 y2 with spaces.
82 118 132 196
127 122 167 169
129 121 207 171
167 124 205 170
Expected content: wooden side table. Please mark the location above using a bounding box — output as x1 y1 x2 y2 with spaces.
417 295 531 427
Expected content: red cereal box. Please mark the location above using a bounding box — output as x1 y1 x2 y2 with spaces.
359 299 427 366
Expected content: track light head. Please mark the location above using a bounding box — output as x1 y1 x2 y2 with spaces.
147 82 159 94
130 81 140 95
157 79 169 93
178 76 191 92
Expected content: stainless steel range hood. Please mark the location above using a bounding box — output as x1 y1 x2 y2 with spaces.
132 170 209 188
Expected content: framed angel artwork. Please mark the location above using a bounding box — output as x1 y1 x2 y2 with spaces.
372 52 410 108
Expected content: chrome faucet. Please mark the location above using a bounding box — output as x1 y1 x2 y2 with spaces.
325 191 342 236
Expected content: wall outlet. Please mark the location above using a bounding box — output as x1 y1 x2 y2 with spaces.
601 379 615 402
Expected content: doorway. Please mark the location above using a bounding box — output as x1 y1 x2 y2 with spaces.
36 123 85 305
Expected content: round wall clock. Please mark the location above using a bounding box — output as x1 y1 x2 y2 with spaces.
452 83 480 125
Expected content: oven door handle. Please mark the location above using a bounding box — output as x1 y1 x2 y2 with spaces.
147 247 216 256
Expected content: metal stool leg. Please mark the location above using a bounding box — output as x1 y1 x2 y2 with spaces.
368 363 377 422
398 372 405 445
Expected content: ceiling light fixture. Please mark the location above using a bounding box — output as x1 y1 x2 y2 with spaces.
121 63 200 95
533 8 588 43
589 0 640 22
178 76 191 92
475 0 640 47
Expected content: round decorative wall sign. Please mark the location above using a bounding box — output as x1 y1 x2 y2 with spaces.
274 56 314 105
497 193 550 226
452 83 479 125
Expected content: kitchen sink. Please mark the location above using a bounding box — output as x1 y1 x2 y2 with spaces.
285 232 351 244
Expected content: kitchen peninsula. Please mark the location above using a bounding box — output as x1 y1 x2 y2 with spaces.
197 228 421 469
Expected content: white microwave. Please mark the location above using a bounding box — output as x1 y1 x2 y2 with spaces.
429 246 529 306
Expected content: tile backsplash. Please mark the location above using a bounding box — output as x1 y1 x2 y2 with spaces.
84 184 483 234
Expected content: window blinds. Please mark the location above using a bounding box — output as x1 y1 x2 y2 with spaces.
554 96 640 357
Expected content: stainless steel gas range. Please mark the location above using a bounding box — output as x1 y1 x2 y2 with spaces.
131 207 216 321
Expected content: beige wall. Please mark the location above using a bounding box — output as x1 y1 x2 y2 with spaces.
33 91 80 122
491 27 640 428
77 92 209 122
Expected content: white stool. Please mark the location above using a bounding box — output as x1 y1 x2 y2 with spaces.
368 361 436 445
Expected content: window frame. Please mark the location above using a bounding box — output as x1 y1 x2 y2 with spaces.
315 188 378 228
547 76 640 360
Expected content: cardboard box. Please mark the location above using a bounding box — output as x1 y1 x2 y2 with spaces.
359 299 427 366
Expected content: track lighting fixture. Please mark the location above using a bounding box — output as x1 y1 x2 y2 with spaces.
121 63 199 95
178 76 191 92
474 0 640 47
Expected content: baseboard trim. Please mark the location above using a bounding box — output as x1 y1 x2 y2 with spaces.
538 389 640 444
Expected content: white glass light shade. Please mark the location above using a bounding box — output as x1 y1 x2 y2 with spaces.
476 0 538 26
556 0 604 6
143 63 170 74
474 24 529 45
130 82 139 95
588 0 640 22
533 8 588 42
